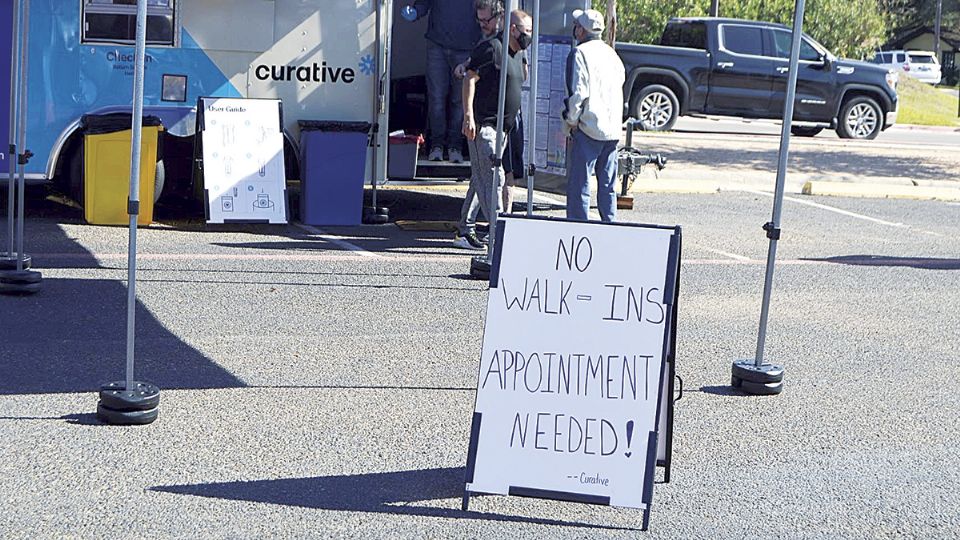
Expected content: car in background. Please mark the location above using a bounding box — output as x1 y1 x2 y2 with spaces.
872 50 942 84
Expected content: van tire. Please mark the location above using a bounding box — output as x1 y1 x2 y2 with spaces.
630 84 680 131
836 96 882 140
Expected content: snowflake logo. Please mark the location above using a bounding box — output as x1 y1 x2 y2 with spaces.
358 54 376 76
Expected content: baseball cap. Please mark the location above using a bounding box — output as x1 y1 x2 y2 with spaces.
572 9 605 34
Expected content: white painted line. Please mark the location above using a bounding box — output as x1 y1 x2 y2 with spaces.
743 189 906 228
294 223 381 258
698 246 752 261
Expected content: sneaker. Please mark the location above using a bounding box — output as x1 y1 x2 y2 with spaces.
427 146 444 161
453 232 485 250
448 148 464 163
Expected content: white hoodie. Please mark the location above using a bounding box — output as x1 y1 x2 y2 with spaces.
562 37 625 142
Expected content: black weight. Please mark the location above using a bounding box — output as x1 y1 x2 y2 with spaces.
363 213 389 224
738 378 784 396
470 256 490 280
731 375 743 389
0 270 42 284
0 255 30 270
99 381 161 412
96 403 159 425
731 360 784 384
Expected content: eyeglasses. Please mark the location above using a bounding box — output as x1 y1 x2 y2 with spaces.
476 13 498 25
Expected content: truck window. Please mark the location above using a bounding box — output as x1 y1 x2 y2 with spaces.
875 53 892 64
660 21 707 49
770 30 821 62
720 25 763 56
82 0 176 46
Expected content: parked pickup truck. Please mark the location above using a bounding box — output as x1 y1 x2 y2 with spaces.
617 17 900 139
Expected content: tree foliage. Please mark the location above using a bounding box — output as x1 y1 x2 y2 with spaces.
594 0 892 59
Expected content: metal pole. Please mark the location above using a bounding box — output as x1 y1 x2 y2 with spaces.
934 0 942 64
524 0 540 216
754 0 805 367
5 0 22 258
487 0 514 257
124 0 149 390
710 0 719 17
14 0 30 272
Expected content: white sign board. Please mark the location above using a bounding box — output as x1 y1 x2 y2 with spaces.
200 97 288 224
466 217 678 511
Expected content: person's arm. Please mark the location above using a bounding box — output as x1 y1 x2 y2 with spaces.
462 70 480 141
562 49 589 134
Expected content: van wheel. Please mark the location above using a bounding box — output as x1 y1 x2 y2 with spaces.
790 126 823 137
836 96 882 139
631 84 679 131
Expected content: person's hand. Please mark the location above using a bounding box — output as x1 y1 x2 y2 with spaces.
562 121 576 138
453 63 466 80
462 115 477 141
400 5 417 21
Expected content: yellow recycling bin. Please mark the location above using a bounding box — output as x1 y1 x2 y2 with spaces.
82 114 163 226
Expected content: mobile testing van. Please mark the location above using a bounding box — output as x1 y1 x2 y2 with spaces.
2 0 588 212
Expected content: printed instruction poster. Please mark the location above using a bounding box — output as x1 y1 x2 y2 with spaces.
200 97 288 224
467 217 677 509
522 36 571 177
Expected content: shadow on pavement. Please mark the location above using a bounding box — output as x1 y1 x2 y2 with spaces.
0 277 246 395
803 254 960 270
151 466 636 531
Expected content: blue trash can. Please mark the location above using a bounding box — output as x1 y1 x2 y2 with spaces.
298 120 371 226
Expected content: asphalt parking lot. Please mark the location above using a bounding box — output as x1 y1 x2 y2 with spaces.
1 185 958 538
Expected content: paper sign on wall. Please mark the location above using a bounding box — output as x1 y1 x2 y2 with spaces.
465 216 679 517
199 97 288 224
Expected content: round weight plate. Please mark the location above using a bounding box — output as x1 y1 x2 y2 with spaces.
731 360 784 384
376 207 389 216
99 381 161 411
96 403 159 425
0 281 40 295
364 214 389 225
738 378 784 396
0 255 30 270
470 257 490 281
0 270 42 284
731 375 743 389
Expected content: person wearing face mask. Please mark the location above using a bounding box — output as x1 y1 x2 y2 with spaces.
452 0 523 250
500 9 532 214
561 8 625 223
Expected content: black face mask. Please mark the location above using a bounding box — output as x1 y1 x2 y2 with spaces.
516 32 532 50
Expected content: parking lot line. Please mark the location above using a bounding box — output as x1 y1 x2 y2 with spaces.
294 224 382 258
742 189 906 227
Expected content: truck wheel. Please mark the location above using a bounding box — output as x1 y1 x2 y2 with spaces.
836 96 882 140
790 126 823 137
631 84 679 131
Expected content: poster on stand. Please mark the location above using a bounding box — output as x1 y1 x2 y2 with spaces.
198 97 288 224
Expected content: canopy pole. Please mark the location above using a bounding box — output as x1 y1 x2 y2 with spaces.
14 0 30 273
732 0 805 397
524 0 540 217
124 0 149 390
5 0 22 259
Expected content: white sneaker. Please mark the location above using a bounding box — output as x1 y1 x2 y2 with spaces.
453 232 485 250
427 147 444 161
448 148 464 163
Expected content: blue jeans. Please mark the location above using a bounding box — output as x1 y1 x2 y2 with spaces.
566 129 618 222
426 41 470 151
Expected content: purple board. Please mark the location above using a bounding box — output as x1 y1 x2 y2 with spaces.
1 0 12 178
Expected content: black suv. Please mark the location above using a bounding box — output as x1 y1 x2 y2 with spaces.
616 18 900 139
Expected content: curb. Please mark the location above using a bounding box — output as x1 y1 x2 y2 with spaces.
802 181 960 201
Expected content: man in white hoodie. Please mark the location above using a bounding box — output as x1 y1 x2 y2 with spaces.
561 8 625 222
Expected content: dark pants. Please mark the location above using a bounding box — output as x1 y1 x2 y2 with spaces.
426 41 470 151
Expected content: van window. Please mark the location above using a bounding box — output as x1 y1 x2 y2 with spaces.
908 54 938 65
660 21 707 49
770 30 821 61
874 53 892 64
721 25 764 56
82 0 176 46
895 53 906 63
